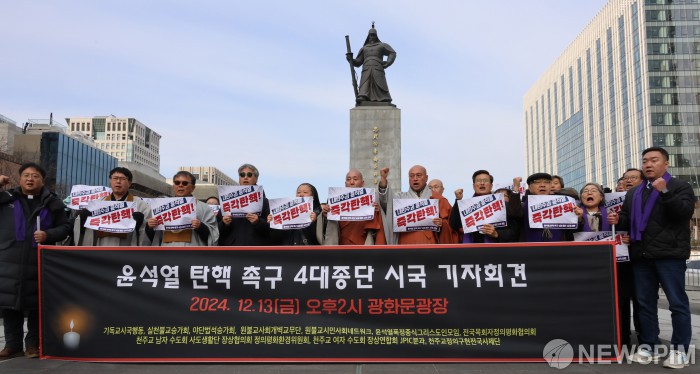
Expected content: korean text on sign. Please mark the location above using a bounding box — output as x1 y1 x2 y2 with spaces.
68 185 112 210
269 196 314 230
457 193 507 233
527 195 578 229
84 201 136 233
327 187 375 221
573 231 630 262
217 185 264 217
149 197 197 230
392 199 439 232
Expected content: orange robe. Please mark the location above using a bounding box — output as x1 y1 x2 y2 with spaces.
436 196 459 244
339 212 387 245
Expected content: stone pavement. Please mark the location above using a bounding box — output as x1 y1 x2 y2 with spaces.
2 288 700 373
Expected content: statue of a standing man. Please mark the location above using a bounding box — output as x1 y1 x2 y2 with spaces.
347 24 396 104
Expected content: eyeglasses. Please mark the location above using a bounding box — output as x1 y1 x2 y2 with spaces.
474 178 491 184
582 188 599 194
239 172 255 178
531 179 551 185
110 176 128 182
173 180 190 186
623 175 640 181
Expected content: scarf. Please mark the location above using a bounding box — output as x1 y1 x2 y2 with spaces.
13 194 53 247
582 206 609 232
630 172 672 242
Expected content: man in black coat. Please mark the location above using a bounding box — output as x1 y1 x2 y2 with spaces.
218 164 272 246
611 147 695 368
0 163 71 359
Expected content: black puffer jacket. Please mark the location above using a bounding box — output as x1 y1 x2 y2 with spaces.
0 187 71 309
617 177 695 260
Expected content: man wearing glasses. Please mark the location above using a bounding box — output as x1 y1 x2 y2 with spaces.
147 171 218 246
623 168 644 191
449 170 520 243
218 164 272 246
519 173 581 242
74 167 152 246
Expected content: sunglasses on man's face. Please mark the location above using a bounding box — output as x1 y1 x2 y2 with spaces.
239 172 255 178
173 180 190 186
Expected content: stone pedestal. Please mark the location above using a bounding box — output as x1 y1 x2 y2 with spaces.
349 106 401 190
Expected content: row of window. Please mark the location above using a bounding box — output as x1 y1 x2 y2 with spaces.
652 132 700 147
649 75 700 87
649 58 700 71
646 0 700 4
647 42 700 54
650 92 700 105
652 111 700 125
647 25 700 38
646 9 700 22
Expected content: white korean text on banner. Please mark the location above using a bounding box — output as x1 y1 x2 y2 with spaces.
84 201 136 233
39 243 619 362
392 199 439 232
527 195 578 229
68 185 111 210
604 192 626 215
149 197 196 231
457 193 507 233
218 185 264 217
327 187 375 221
573 231 630 262
269 197 314 230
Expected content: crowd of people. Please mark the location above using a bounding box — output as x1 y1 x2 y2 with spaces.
0 146 695 368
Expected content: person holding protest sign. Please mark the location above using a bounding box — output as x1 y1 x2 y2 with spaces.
575 182 635 348
73 167 151 247
610 147 695 368
267 183 322 246
519 172 582 242
146 171 218 246
0 163 71 359
378 165 442 245
322 169 386 245
218 164 272 246
448 170 519 243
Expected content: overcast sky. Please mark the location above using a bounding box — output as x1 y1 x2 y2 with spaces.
1 0 609 199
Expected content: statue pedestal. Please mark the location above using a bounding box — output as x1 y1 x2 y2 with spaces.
349 106 401 190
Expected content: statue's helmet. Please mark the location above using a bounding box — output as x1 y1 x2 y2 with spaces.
363 24 381 45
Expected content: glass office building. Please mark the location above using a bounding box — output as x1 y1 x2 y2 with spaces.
39 132 118 197
524 0 700 196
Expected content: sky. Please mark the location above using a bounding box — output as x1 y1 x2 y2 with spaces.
0 0 610 200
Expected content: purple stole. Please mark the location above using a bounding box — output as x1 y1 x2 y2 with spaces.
630 172 672 242
581 206 610 232
13 195 53 247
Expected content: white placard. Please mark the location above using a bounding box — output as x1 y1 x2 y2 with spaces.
68 185 112 210
269 196 314 230
149 197 196 231
457 193 508 233
84 201 136 233
392 199 440 232
573 231 630 262
527 195 578 229
218 185 264 217
326 187 375 221
604 192 626 215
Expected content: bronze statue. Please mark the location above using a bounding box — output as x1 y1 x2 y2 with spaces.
346 24 396 105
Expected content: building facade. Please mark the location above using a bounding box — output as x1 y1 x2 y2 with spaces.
66 115 161 175
15 131 118 197
524 0 700 195
0 114 20 154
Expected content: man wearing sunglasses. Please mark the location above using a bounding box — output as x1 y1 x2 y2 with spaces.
147 171 218 246
218 164 272 246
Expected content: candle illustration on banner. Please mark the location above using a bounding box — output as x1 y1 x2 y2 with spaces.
63 320 80 350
